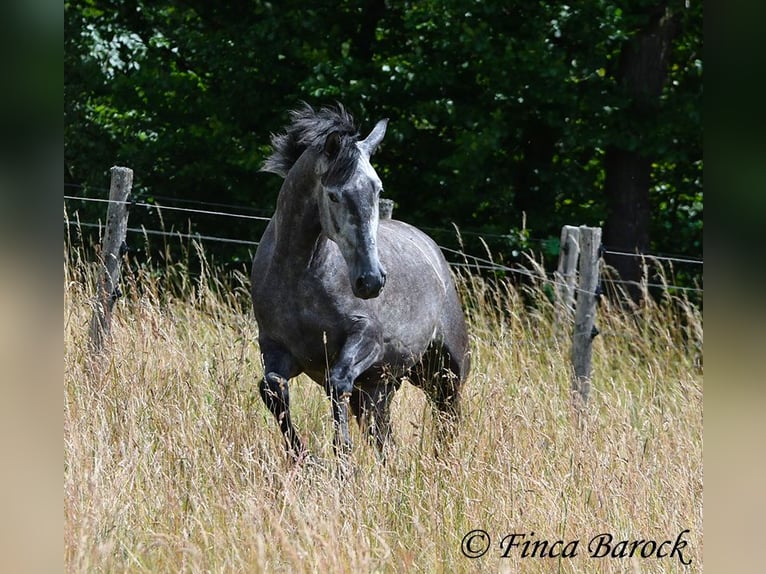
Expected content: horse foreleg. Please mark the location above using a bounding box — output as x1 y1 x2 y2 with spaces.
259 372 306 462
329 388 352 458
258 342 305 462
328 321 384 457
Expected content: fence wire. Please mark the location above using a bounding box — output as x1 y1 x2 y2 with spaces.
64 193 703 295
66 220 260 247
602 248 703 266
64 194 272 222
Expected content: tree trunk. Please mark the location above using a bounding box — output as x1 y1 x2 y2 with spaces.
603 148 652 301
603 6 678 302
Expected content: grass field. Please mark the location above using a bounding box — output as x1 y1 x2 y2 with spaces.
64 242 703 573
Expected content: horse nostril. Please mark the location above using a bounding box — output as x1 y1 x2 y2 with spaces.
354 271 385 298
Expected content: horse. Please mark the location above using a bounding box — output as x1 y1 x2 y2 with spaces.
251 104 470 461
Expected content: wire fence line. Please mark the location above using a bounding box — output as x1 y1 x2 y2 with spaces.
438 245 550 285
64 194 272 223
64 217 702 296
66 182 534 241
66 220 260 247
64 217 703 296
64 192 703 293
65 183 273 215
68 186 701 261
440 243 704 294
602 248 703 266
64 218 600 296
602 277 702 293
64 192 703 267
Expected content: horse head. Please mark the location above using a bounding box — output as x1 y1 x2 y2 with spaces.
316 118 389 299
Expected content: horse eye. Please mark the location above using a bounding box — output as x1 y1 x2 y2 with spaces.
328 191 340 203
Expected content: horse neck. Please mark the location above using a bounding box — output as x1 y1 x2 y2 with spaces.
271 163 324 265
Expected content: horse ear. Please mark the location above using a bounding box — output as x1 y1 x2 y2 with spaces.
324 131 341 161
359 118 388 156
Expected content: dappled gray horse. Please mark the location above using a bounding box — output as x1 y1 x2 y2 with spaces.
251 104 470 460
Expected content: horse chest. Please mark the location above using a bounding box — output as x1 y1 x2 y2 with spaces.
255 287 346 361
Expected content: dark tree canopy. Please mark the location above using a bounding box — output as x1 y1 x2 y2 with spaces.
65 0 702 292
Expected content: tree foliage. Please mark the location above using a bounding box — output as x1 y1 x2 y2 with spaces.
65 0 702 284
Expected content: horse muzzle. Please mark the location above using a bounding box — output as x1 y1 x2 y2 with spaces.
353 268 387 299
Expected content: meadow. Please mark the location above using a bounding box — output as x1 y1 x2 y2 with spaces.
64 240 703 573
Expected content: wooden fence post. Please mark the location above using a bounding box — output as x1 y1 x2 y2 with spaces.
379 198 394 220
89 166 133 352
570 225 602 407
555 225 581 334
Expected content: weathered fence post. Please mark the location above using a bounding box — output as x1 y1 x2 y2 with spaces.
555 225 581 334
89 166 133 352
379 198 394 220
570 225 602 407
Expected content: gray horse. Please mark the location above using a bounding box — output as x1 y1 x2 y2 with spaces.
251 104 470 461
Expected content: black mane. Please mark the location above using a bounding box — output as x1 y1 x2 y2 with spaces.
262 103 361 184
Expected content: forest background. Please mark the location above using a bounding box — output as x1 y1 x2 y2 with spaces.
64 0 702 292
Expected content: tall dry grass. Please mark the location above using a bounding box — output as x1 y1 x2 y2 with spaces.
64 240 702 573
